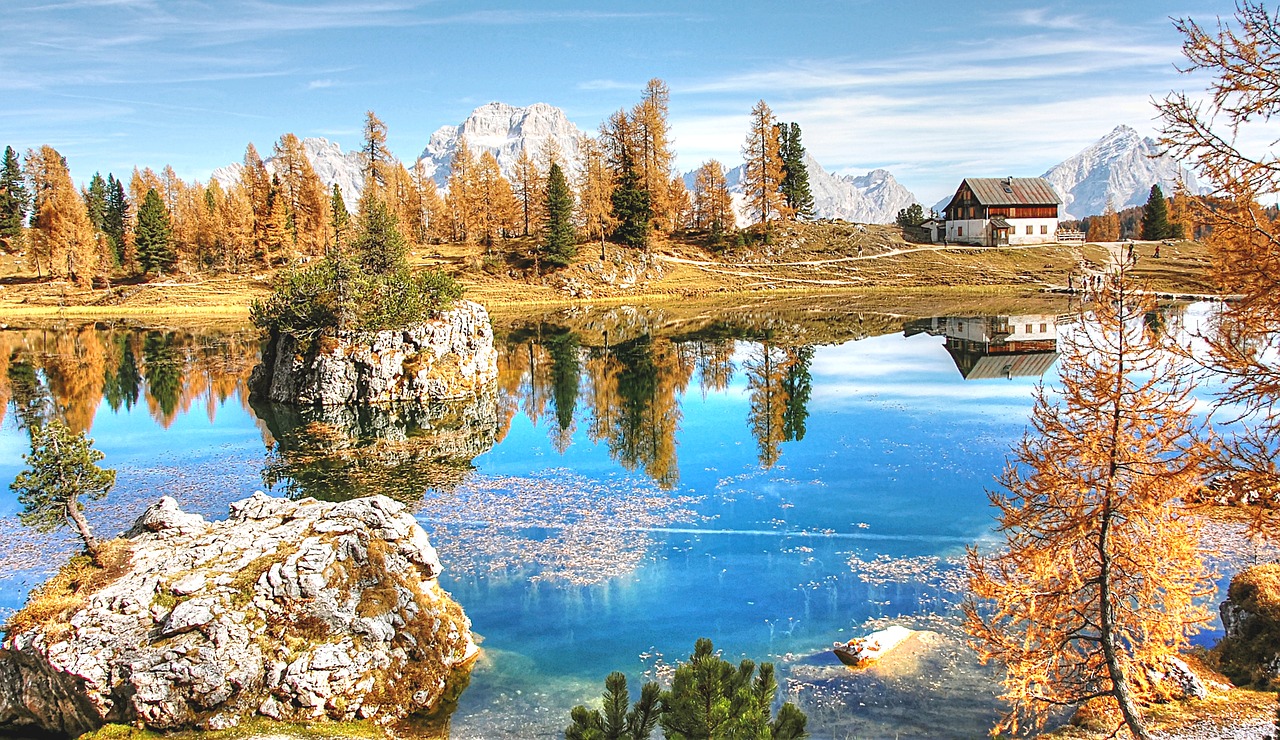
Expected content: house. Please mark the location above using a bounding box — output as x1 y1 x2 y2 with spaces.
904 314 1061 380
942 177 1062 246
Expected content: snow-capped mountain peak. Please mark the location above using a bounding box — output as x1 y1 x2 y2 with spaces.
416 102 588 186
1041 125 1200 219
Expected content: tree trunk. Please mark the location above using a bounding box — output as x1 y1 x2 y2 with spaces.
65 499 101 562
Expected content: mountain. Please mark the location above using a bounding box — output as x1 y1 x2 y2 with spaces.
210 137 365 211
1040 125 1200 219
416 102 588 187
702 155 919 225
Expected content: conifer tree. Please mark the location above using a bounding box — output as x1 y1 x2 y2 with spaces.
241 143 272 259
541 163 576 268
659 638 808 739
693 159 734 238
135 187 175 275
473 151 519 249
261 180 289 265
26 146 98 284
1087 198 1121 242
633 78 675 232
273 133 329 255
611 165 650 250
513 146 542 237
361 110 392 193
408 160 435 244
351 198 407 274
84 173 107 233
778 122 815 219
965 271 1212 740
11 418 115 561
103 174 128 266
742 101 789 225
1140 184 1172 240
446 137 479 242
575 135 616 254
0 145 28 252
329 184 352 252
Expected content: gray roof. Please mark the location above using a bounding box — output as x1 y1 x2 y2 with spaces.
960 177 1062 206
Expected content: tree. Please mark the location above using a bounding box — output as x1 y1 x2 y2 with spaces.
0 145 28 253
693 159 734 240
103 174 128 266
350 198 407 274
1156 1 1280 536
778 122 815 219
633 78 675 232
473 151 519 249
895 203 925 228
11 418 115 561
1087 198 1120 242
445 137 479 243
964 271 1213 740
576 135 616 255
273 133 329 255
741 101 789 226
1140 184 1173 240
542 163 576 268
328 184 352 252
361 110 392 195
565 638 807 740
26 146 98 284
135 187 175 275
84 172 107 234
241 143 272 263
513 146 542 237
610 166 650 250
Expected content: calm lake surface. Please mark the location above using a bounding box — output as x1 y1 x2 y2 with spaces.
0 300 1226 738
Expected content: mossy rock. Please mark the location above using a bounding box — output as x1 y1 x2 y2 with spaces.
1217 564 1280 689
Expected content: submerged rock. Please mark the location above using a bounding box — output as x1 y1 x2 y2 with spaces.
250 300 499 406
0 493 477 736
833 625 915 668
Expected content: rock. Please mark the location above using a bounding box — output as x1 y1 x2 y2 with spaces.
1216 563 1280 688
833 625 915 668
249 300 499 406
0 494 477 735
1144 657 1208 701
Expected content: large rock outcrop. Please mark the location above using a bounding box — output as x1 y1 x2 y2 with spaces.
0 493 477 735
1217 563 1280 688
250 300 499 406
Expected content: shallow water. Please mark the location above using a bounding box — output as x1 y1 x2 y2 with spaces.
0 302 1222 738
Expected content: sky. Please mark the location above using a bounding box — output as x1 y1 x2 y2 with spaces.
0 0 1240 205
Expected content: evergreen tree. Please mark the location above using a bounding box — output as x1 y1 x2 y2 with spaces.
0 145 28 252
611 164 651 250
103 175 128 266
542 163 576 267
84 172 107 233
351 198 407 274
1140 184 1173 240
566 671 660 740
11 418 115 561
659 638 808 739
329 184 351 252
895 203 926 227
135 187 175 274
778 123 815 219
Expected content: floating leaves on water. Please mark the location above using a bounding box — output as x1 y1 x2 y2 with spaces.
417 469 704 586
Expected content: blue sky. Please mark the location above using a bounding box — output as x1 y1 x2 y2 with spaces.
0 0 1236 204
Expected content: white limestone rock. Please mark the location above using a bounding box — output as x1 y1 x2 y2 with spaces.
0 493 476 735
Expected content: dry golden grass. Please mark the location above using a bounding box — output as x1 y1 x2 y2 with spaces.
2 537 133 640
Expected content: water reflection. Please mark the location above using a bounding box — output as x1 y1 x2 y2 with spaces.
254 390 500 502
904 314 1062 380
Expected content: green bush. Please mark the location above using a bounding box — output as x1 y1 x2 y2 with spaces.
565 638 808 740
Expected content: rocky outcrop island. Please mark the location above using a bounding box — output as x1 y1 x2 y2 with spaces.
250 300 499 406
0 493 477 736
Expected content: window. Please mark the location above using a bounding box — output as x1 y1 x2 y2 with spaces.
1041 225 1048 235
1040 323 1048 333
1026 225 1033 235
1025 324 1032 333
957 226 963 237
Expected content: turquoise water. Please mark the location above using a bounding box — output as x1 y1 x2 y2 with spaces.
0 307 1090 737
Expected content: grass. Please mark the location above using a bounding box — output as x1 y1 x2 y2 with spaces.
80 716 399 740
2 538 133 640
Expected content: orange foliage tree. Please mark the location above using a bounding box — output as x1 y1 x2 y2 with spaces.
964 271 1213 740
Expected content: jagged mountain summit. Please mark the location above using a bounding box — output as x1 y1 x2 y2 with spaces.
416 102 588 187
1040 125 1201 219
210 137 365 211
706 155 919 225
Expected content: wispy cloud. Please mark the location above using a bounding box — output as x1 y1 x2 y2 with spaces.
307 79 336 90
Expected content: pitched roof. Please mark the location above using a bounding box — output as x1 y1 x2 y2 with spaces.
962 177 1062 206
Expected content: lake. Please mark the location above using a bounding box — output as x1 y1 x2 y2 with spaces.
0 298 1226 738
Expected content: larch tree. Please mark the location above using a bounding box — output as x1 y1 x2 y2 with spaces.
134 187 175 275
541 162 576 268
741 100 789 226
693 159 734 238
778 122 816 220
11 418 116 562
328 184 352 252
1156 0 1280 536
575 134 616 255
473 151 518 250
512 146 542 237
221 182 255 269
965 270 1213 740
408 159 436 244
632 78 675 232
26 146 98 285
1087 198 1121 242
273 133 329 255
261 180 289 265
240 144 272 262
445 137 479 243
361 110 392 195
667 175 692 232
0 145 29 253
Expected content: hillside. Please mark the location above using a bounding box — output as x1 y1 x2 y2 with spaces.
0 221 1215 322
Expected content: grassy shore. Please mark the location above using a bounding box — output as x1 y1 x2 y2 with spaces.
0 222 1218 324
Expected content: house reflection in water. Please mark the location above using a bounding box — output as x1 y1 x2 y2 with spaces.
904 315 1061 380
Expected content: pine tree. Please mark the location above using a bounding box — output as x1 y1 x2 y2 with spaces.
611 165 650 250
135 187 175 275
965 271 1212 739
542 163 576 268
11 418 115 561
351 198 407 274
103 174 128 266
742 101 789 225
565 672 660 740
1140 184 1173 240
329 184 351 252
1087 198 1120 242
84 173 107 233
0 145 29 253
778 123 815 219
895 203 925 227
